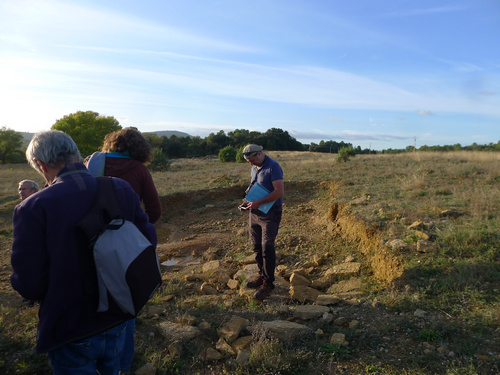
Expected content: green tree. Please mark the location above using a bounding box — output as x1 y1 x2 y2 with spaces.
148 147 171 171
51 111 121 157
336 146 355 162
218 145 237 162
258 128 304 151
0 127 25 164
206 130 231 155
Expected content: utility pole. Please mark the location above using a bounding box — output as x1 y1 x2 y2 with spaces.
414 137 417 152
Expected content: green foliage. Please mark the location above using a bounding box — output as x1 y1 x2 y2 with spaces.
320 343 351 359
383 140 500 153
236 146 246 163
206 130 231 155
227 128 259 148
51 110 121 157
418 329 441 342
218 145 237 162
143 126 498 160
309 140 353 153
148 147 171 171
336 146 356 162
257 127 304 151
0 127 25 164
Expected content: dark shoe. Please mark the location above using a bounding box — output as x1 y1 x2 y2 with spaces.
246 275 263 289
254 282 274 302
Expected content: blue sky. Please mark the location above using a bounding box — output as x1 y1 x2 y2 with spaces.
1 0 499 150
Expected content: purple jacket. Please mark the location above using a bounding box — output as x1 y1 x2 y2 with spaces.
10 163 157 353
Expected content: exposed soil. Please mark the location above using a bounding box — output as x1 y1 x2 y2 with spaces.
1 182 498 374
148 182 498 374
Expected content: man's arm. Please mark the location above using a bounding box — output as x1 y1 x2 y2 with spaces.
248 179 284 210
10 205 49 301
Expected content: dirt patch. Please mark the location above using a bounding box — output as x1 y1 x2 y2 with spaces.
157 181 402 284
326 182 404 283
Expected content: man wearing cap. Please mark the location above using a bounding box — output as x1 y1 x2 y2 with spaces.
241 144 284 301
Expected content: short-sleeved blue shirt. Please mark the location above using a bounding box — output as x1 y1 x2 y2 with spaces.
250 155 284 207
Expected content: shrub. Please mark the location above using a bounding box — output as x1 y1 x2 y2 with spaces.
236 146 246 163
148 147 171 171
218 146 237 163
336 147 355 162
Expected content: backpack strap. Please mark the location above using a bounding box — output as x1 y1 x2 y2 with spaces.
78 177 123 242
97 177 122 220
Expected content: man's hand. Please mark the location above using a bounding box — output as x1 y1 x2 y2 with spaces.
238 202 251 211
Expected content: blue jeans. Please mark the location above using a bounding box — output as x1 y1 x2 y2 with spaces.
119 318 135 372
48 321 131 375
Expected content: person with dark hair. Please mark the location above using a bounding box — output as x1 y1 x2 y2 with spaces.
241 144 284 302
11 130 157 375
85 127 162 373
86 127 161 224
18 179 39 200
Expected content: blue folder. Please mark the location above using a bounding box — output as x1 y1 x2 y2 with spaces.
244 182 275 214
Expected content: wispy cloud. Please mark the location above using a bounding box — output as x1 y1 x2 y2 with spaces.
290 129 410 142
0 0 254 53
417 110 434 116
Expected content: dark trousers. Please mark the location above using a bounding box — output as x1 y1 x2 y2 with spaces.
249 206 282 284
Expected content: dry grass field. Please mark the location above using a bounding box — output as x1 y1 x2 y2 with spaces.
0 151 498 374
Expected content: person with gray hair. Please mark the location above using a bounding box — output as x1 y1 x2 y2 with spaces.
25 129 82 180
18 179 39 200
11 130 157 374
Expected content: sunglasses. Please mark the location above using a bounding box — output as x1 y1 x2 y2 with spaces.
243 151 258 158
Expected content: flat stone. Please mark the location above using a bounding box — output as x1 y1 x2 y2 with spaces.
248 320 311 341
293 305 330 320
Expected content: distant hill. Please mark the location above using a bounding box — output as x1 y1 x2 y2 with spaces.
18 130 191 145
143 130 191 138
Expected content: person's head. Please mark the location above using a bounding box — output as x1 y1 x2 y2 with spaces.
101 128 152 163
18 180 39 200
243 144 265 166
26 130 81 182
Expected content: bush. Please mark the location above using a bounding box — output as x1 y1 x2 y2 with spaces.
218 146 237 163
236 146 246 163
148 147 171 171
336 147 355 162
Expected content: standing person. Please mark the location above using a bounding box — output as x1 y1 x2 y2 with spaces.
86 127 161 373
18 179 39 200
10 130 157 375
241 144 284 302
86 127 161 224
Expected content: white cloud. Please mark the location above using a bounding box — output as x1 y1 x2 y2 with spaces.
417 110 434 116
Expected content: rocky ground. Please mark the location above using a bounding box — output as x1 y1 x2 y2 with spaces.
0 181 497 374
131 182 498 374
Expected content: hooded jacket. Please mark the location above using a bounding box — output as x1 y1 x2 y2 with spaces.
103 157 161 224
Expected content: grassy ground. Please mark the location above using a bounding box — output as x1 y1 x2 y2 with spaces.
0 151 498 374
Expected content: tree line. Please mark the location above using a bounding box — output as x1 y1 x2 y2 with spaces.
1 110 499 164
